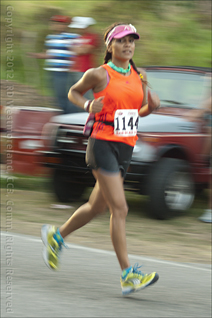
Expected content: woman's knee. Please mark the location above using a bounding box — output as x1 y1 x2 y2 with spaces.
111 202 128 219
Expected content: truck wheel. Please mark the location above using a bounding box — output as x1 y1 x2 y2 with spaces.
147 158 194 220
52 169 85 203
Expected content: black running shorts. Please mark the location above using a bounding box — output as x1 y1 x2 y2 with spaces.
86 138 133 178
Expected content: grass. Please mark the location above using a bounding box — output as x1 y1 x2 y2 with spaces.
0 174 51 192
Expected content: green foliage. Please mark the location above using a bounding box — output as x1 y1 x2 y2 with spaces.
1 0 211 94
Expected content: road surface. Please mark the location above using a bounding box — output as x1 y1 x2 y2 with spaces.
1 232 211 317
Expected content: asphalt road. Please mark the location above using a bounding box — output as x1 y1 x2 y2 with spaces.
1 232 211 318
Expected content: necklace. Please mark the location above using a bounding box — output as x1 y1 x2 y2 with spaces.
107 61 131 74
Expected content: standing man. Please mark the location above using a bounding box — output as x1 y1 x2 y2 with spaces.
29 15 82 113
68 16 100 100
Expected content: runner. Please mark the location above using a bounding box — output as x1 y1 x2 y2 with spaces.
41 22 160 295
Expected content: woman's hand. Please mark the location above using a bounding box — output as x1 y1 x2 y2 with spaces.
90 97 104 113
148 89 160 113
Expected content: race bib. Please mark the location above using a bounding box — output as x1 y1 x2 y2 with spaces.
114 109 138 137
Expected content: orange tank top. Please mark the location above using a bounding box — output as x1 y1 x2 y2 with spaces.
91 64 143 147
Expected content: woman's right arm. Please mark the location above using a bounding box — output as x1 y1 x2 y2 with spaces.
68 67 106 113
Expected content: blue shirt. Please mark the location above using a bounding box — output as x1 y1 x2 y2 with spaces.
44 32 80 72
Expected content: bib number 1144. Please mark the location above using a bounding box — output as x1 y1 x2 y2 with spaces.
114 109 138 137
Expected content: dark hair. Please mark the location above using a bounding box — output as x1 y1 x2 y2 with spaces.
103 22 147 85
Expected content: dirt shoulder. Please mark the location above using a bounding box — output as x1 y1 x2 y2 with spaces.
1 188 211 265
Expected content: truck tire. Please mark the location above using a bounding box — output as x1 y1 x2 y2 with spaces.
52 169 85 203
147 158 194 220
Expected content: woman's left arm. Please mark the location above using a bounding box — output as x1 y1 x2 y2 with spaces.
138 68 160 117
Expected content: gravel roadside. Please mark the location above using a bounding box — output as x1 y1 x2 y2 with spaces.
1 187 211 265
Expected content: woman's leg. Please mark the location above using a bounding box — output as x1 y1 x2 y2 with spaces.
59 180 107 238
59 167 130 271
92 169 130 271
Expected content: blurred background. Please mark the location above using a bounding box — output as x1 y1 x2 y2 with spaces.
1 0 211 106
0 0 211 221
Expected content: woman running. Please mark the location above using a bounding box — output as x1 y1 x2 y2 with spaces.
41 22 160 295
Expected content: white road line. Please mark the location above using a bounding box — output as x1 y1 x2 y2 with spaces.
1 231 211 272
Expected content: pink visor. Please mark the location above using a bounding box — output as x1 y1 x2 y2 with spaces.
105 24 140 47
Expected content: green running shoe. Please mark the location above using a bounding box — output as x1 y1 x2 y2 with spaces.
121 263 159 295
41 224 66 270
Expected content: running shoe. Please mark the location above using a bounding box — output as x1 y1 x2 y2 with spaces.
198 209 212 223
41 224 66 270
120 263 159 295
